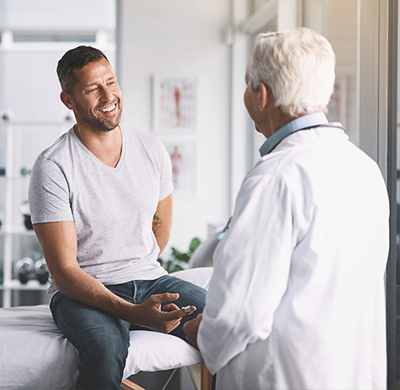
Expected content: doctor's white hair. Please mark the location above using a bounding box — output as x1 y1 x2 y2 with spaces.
246 27 336 117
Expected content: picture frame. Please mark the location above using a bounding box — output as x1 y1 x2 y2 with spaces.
161 139 196 197
152 75 197 134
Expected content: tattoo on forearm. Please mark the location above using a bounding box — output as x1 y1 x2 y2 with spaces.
152 214 163 230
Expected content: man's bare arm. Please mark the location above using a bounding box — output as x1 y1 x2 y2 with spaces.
153 193 173 257
33 220 192 333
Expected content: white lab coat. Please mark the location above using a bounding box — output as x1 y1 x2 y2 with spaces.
198 127 389 390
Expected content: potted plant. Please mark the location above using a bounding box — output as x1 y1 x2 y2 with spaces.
158 237 201 273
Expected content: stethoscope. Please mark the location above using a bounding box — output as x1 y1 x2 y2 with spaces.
266 122 347 155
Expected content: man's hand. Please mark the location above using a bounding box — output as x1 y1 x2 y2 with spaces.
131 293 196 334
183 313 203 348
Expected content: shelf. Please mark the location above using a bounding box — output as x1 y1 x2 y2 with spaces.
0 279 49 290
0 228 36 235
1 121 58 307
0 175 30 180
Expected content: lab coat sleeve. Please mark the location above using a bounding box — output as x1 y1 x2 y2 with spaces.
197 173 296 374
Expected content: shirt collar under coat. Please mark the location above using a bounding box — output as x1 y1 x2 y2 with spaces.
259 112 330 157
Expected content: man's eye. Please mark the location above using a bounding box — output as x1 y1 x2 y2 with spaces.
87 88 97 93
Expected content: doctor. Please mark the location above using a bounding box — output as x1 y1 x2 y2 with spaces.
184 27 389 390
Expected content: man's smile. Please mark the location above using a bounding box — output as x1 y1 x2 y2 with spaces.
100 103 117 113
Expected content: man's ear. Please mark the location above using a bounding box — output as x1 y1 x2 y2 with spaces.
258 82 270 111
60 91 74 110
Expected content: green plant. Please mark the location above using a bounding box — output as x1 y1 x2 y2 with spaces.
158 237 201 273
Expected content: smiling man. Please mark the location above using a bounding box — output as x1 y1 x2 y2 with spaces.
28 46 206 390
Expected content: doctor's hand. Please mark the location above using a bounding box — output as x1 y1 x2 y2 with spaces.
183 313 203 348
132 293 196 334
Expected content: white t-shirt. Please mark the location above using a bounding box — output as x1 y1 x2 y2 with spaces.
29 125 172 299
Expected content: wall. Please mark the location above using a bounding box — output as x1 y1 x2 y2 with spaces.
303 0 358 144
0 0 115 31
326 0 357 144
118 0 232 253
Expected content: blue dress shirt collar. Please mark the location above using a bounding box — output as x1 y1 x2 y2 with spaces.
259 112 330 157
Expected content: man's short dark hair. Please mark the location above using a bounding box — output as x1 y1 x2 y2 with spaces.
57 46 109 94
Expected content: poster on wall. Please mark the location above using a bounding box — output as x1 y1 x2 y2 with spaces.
153 76 197 134
161 139 196 197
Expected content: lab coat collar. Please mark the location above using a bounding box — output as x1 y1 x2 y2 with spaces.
259 112 330 157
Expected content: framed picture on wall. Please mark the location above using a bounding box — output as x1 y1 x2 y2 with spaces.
152 75 197 134
161 139 196 197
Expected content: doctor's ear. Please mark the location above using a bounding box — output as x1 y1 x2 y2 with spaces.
258 82 272 111
60 91 74 110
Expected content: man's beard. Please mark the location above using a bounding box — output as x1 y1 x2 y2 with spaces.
74 99 122 132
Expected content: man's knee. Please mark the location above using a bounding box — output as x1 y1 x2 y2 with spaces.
79 325 130 374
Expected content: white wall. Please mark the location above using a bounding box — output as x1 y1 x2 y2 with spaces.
303 0 358 144
118 0 232 252
0 0 115 31
326 0 357 144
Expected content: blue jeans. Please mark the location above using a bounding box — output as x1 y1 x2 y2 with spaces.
50 275 207 390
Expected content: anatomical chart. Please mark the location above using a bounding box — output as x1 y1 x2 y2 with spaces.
162 140 196 197
153 76 197 133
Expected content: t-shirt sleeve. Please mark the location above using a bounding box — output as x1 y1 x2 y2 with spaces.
158 140 174 201
28 156 74 224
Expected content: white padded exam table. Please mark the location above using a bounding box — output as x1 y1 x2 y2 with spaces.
0 267 213 390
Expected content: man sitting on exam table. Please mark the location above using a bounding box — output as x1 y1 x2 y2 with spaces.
184 27 389 390
28 45 206 390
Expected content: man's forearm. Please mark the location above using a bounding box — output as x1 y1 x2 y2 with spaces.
52 263 136 322
51 264 192 334
33 220 187 333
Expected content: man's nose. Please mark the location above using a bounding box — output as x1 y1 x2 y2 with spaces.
100 86 114 101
